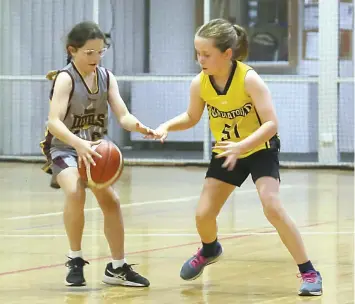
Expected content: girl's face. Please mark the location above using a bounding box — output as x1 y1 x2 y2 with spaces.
69 39 106 74
194 36 232 76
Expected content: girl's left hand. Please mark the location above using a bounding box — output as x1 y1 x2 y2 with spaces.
213 141 243 171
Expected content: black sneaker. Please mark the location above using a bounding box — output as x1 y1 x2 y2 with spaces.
102 263 150 287
65 257 89 286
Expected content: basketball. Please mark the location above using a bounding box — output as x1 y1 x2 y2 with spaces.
78 140 124 189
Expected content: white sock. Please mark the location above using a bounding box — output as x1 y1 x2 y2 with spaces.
112 258 126 269
69 250 83 259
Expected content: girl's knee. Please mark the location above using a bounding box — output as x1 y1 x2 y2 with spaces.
57 169 86 204
65 188 85 204
263 204 284 222
261 192 285 222
93 187 120 213
195 207 217 224
259 190 279 206
258 187 284 222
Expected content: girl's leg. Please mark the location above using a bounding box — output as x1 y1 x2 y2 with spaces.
255 176 323 296
91 186 150 287
180 177 235 281
56 165 87 287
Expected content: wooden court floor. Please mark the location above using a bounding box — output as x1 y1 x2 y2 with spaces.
0 162 353 304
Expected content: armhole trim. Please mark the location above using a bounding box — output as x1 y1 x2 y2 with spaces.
50 70 75 120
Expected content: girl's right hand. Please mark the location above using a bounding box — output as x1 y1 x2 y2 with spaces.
153 124 169 143
73 139 102 168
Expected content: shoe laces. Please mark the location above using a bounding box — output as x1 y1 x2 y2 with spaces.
190 249 207 268
297 271 317 283
65 257 89 269
122 263 139 277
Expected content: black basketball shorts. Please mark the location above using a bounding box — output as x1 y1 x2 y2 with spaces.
206 148 280 187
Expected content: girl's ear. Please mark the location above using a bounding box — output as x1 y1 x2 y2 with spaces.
224 48 233 60
67 46 77 56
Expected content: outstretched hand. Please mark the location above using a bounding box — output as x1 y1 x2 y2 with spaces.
136 122 160 139
152 124 169 143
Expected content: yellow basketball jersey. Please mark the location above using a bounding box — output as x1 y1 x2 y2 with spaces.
200 61 272 158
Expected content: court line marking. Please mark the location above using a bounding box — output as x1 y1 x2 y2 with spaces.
5 196 200 220
0 220 334 277
0 231 352 238
4 185 294 220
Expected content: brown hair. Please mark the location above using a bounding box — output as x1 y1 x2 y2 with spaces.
196 18 248 61
66 21 109 64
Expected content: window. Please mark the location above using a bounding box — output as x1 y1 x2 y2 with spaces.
196 0 299 74
302 0 353 61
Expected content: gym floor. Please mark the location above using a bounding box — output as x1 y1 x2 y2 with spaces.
0 163 353 304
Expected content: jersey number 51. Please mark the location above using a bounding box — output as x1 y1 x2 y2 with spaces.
221 123 240 141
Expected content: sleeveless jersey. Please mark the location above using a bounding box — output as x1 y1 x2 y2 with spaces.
40 62 109 163
200 61 277 158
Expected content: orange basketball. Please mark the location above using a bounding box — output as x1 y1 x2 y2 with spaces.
78 140 124 188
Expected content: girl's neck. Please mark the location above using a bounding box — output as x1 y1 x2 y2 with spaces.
212 61 233 82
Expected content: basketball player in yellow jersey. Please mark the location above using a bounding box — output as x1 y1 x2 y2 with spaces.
155 18 322 296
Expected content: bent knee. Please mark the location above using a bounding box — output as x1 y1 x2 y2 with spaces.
65 188 85 204
57 169 86 204
262 199 285 222
259 191 284 219
93 187 120 213
259 189 279 206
